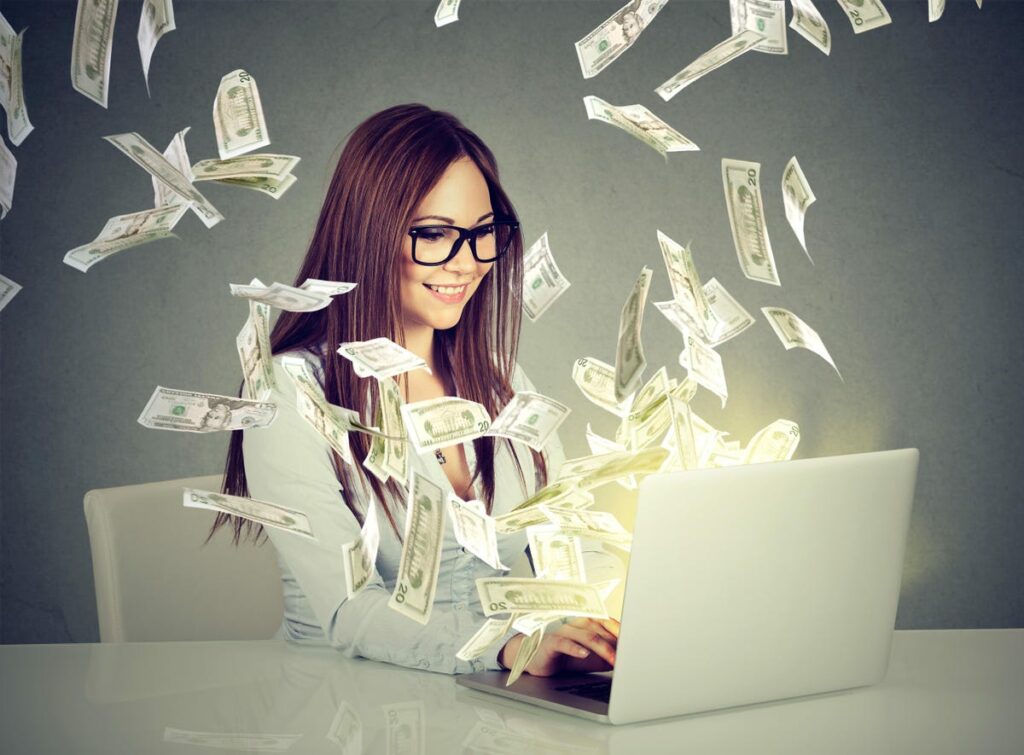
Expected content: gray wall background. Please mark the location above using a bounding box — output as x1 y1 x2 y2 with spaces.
1 0 1021 643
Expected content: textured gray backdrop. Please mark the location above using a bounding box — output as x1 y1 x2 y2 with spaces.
1 0 1021 643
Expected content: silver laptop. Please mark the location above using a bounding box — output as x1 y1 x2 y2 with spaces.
457 447 919 725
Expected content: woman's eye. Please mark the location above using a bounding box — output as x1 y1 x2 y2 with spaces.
417 229 446 242
475 224 495 237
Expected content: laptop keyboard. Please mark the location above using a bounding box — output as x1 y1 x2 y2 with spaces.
554 679 612 703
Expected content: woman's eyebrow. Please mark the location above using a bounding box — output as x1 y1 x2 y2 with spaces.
410 211 495 224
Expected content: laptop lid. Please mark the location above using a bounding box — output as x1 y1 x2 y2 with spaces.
607 448 919 725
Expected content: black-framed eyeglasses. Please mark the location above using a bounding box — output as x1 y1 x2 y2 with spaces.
408 217 519 266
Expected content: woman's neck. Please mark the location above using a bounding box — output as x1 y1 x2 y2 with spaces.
403 322 437 373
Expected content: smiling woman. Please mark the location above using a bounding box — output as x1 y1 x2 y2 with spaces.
207 104 622 675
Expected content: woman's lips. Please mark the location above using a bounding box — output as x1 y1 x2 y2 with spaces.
423 282 469 304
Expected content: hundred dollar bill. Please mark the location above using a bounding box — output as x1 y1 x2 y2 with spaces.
456 615 515 661
71 0 118 108
399 395 491 454
434 0 462 27
789 0 831 55
236 297 276 401
216 172 297 199
337 337 430 380
138 385 277 432
506 624 545 686
0 273 21 313
163 727 302 752
657 230 720 340
213 69 270 160
153 127 193 208
539 506 632 549
192 154 299 182
389 471 446 624
722 158 779 286
730 0 787 55
761 306 842 379
326 701 362 753
782 156 816 261
835 0 892 33
576 445 669 491
614 266 652 402
300 278 357 297
0 21 33 145
679 331 728 408
583 95 699 158
364 377 409 486
572 356 633 417
527 525 586 582
342 500 380 598
382 702 425 755
448 493 508 571
229 280 332 311
655 29 764 101
744 418 800 464
486 391 570 452
183 487 314 541
477 578 608 619
104 132 224 228
0 135 15 218
63 204 187 272
575 0 668 79
138 0 175 94
522 232 570 322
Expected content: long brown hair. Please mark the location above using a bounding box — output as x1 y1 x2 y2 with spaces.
211 103 547 543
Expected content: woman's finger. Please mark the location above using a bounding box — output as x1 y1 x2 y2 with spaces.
568 617 619 643
561 625 617 666
550 635 591 659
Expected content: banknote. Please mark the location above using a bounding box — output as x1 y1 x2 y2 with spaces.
511 612 559 639
744 418 800 464
138 386 276 432
448 493 508 571
702 277 756 345
789 0 831 55
299 278 357 297
389 471 446 624
576 445 669 490
782 155 816 261
557 450 633 483
618 390 673 451
730 0 787 55
657 230 720 341
722 158 779 286
71 0 118 108
104 132 224 228
400 396 491 453
216 173 297 199
0 23 32 145
477 578 608 619
655 29 764 101
614 266 652 401
629 365 669 417
572 356 633 417
506 624 544 686
508 477 593 513
496 493 595 534
342 500 380 598
183 487 314 541
522 232 571 322
163 728 302 752
836 0 892 33
0 135 15 217
575 0 668 78
63 204 187 272
382 702 424 755
527 526 587 582
538 506 632 549
282 361 387 442
586 423 636 488
153 127 192 208
192 154 299 182
664 394 698 470
364 377 409 486
326 701 362 753
583 95 699 158
456 615 515 661
213 69 270 160
0 272 21 313
229 280 332 311
679 331 728 408
0 13 12 107
761 306 842 379
434 0 462 27
138 0 175 94
337 337 430 380
236 298 275 401
486 391 570 452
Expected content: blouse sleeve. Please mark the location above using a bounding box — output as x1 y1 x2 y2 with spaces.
243 354 510 675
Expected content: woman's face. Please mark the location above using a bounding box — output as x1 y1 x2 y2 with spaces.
399 156 496 333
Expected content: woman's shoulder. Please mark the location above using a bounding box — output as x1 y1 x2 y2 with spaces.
272 341 328 383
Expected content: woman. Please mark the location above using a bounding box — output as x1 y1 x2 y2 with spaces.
213 104 620 675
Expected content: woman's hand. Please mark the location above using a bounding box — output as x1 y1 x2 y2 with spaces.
499 617 620 677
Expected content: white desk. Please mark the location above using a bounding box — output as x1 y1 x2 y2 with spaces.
1 629 1021 754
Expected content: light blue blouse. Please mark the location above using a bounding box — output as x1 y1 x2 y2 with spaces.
242 346 620 675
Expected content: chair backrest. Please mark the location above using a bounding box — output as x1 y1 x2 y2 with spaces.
84 473 284 642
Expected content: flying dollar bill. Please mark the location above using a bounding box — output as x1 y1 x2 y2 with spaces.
229 280 332 311
337 337 430 380
744 418 800 464
153 127 193 208
456 615 515 662
539 506 633 549
527 525 587 582
522 232 571 322
485 391 570 452
575 0 668 78
789 0 831 55
477 578 608 619
300 279 357 297
342 500 381 598
614 266 652 402
63 204 187 272
192 154 299 182
730 0 787 55
215 172 297 199
183 487 314 541
761 306 842 379
656 230 720 341
586 423 636 488
213 69 271 160
138 386 276 432
655 29 764 101
434 0 462 27
576 445 669 490
663 394 699 470
71 0 118 108
835 0 892 33
722 158 779 286
138 0 175 94
506 624 545 686
400 395 491 454
679 331 728 407
656 276 755 346
389 471 446 624
0 273 21 313
583 95 699 158
448 493 508 571
0 16 33 145
364 376 409 486
0 135 15 218
782 156 816 262
572 356 634 417
236 294 275 401
495 486 595 535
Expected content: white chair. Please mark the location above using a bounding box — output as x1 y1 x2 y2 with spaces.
84 473 284 642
